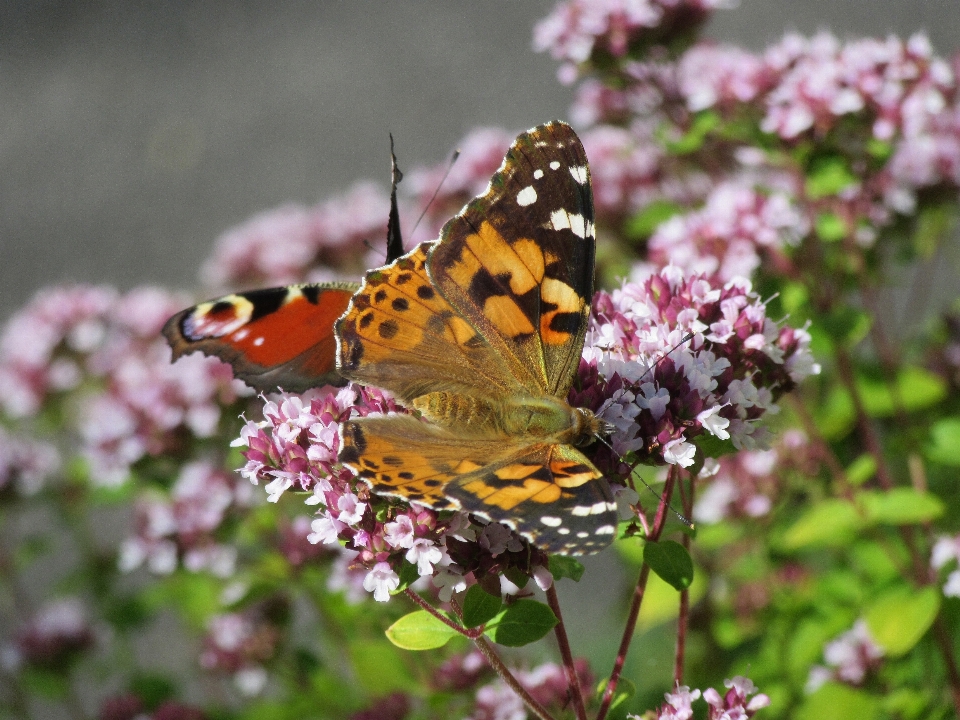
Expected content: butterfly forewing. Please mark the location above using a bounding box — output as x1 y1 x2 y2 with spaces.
427 122 595 398
163 283 358 392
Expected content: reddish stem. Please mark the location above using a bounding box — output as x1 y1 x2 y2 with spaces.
403 589 482 639
674 475 694 686
596 466 678 720
545 582 588 720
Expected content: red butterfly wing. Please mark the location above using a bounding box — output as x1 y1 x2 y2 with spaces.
163 282 359 392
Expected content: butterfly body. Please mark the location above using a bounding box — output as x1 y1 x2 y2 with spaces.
335 121 617 555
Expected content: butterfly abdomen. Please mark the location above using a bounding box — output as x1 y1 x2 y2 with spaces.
411 391 502 432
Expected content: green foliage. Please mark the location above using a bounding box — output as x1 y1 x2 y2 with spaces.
644 540 694 591
484 599 558 647
385 610 459 651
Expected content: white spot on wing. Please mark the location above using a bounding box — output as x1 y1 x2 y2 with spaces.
233 329 250 341
549 161 560 170
253 337 264 346
550 209 588 239
516 185 537 207
569 165 588 184
558 528 570 535
595 525 616 535
533 169 544 180
540 516 562 527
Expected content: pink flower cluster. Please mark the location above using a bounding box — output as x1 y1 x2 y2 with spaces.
7 597 94 671
0 285 245 487
533 0 732 84
99 696 208 720
200 609 280 696
806 620 885 692
235 387 457 601
693 429 810 524
200 182 392 290
578 267 819 476
579 123 713 220
639 677 769 720
931 534 960 598
470 660 593 720
647 182 808 283
0 426 60 498
118 461 256 577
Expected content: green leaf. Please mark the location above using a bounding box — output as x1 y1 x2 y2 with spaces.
461 584 502 628
596 677 636 711
821 305 871 345
548 554 585 582
395 560 421 593
814 385 857 440
351 639 416 693
845 454 877 486
865 586 940 656
796 683 882 720
815 212 848 242
927 417 960 466
485 599 557 647
806 155 858 198
385 610 459 651
644 540 694 591
778 500 862 551
857 366 947 417
625 200 684 238
860 488 944 525
693 432 737 459
638 560 708 630
664 111 720 154
913 201 956 258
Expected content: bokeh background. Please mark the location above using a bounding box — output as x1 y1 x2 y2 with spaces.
3 0 960 321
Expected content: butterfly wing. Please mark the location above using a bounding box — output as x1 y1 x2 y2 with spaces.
340 414 616 554
163 283 359 392
427 121 595 398
335 243 525 403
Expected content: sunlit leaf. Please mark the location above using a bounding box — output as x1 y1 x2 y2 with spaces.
865 586 940 656
385 610 459 651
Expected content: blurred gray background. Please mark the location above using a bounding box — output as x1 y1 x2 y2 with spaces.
3 0 960 321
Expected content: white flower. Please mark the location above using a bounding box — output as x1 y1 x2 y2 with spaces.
406 538 444 576
336 493 366 525
433 569 467 602
307 514 344 545
663 438 696 467
363 562 400 602
384 514 416 549
697 405 731 439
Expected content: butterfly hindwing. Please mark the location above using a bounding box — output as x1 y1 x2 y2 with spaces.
163 283 359 392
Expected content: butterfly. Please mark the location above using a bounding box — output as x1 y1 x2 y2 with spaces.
335 121 617 555
162 144 406 392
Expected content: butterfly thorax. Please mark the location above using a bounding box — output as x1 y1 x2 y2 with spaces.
411 391 603 445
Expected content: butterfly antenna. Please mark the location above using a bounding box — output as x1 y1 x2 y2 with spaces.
385 133 405 263
598 434 694 528
411 147 461 237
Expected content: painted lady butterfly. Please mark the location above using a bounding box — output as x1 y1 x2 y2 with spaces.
335 121 617 555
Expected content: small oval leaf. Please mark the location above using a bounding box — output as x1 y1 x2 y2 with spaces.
485 599 557 647
385 610 459 651
865 586 940 657
461 584 502 628
778 500 862 551
549 555 585 582
860 489 944 525
644 540 694 591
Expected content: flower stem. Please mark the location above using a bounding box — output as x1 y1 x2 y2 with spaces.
403 589 482 638
545 582 587 720
596 465 678 720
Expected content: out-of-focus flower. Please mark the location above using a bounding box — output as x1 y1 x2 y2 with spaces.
806 620 884 692
200 182 393 290
470 660 593 720
647 182 808 283
0 427 60 498
932 534 960 598
11 598 94 671
200 605 282 696
349 693 411 720
533 0 732 83
118 461 255 577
